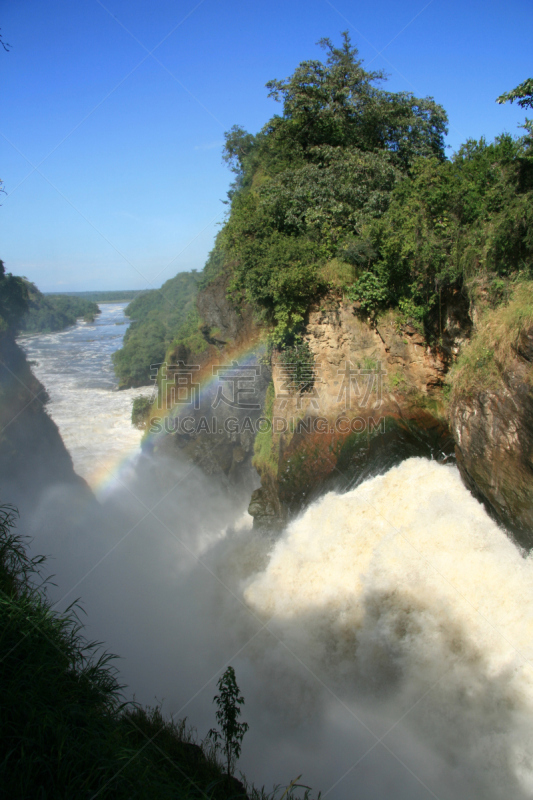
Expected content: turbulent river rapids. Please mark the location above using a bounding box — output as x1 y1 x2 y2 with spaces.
17 305 533 799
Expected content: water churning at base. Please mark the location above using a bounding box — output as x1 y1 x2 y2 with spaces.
244 458 533 797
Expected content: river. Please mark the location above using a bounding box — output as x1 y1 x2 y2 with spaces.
19 303 149 492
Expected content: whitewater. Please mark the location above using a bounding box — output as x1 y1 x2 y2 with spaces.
244 458 533 796
18 303 149 490
16 307 533 799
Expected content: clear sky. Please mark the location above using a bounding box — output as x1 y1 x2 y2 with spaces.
1 0 531 292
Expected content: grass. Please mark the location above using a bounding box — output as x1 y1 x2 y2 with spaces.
0 503 321 800
447 280 533 401
252 382 278 476
319 258 355 292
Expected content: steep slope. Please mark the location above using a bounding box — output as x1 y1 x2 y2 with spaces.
449 283 533 546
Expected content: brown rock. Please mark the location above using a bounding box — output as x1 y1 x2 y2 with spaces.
450 366 533 547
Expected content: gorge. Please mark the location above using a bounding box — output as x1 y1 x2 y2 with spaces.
1 31 532 800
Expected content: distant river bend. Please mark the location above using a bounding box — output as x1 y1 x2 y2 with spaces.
19 303 149 492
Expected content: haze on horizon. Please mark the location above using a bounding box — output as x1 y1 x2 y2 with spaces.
1 0 531 293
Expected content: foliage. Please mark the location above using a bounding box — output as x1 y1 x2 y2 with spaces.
253 382 278 476
346 134 533 327
278 338 315 393
18 282 100 333
1 502 311 799
497 78 533 137
0 260 29 334
210 44 532 346
0 503 128 798
263 33 447 169
112 49 533 390
208 666 249 779
217 32 448 343
131 395 153 428
319 257 354 290
447 281 533 400
199 234 228 287
497 78 533 111
112 271 203 387
59 289 144 303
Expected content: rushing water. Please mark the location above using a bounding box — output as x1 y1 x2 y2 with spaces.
15 305 533 799
18 303 149 490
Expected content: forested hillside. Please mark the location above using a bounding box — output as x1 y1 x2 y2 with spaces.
112 34 532 388
112 271 203 387
0 261 28 334
18 282 100 334
217 35 532 344
61 289 143 303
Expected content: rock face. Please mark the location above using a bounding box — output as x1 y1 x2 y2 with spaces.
196 271 256 344
248 294 464 529
0 334 90 522
153 284 470 530
302 297 456 408
151 273 268 500
156 275 533 541
450 325 533 547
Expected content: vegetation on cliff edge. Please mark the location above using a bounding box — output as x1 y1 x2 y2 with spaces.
112 271 204 387
111 35 532 391
18 281 100 334
447 281 533 400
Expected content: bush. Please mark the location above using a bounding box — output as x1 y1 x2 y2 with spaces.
447 280 533 400
132 395 153 428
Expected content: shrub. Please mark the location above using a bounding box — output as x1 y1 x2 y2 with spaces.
132 395 153 428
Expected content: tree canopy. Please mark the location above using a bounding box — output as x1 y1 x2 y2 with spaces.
112 271 203 387
112 41 533 381
214 43 532 342
18 284 99 334
216 33 452 341
497 77 533 138
0 261 28 334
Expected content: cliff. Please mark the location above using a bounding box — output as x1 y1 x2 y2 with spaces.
148 271 269 501
124 41 532 539
448 284 533 547
0 333 89 518
233 293 460 530
147 283 459 529
146 275 533 546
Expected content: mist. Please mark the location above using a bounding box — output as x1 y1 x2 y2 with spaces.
7 309 531 798
7 445 532 800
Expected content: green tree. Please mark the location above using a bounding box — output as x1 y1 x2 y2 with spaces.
497 78 533 138
0 261 29 333
263 31 447 169
111 271 203 387
497 78 533 110
208 666 249 780
216 33 449 345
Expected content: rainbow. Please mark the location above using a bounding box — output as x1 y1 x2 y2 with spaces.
91 336 266 499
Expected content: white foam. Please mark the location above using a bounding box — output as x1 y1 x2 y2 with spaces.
245 458 533 793
19 304 148 488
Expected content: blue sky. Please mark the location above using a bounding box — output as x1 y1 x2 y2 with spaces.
1 0 531 292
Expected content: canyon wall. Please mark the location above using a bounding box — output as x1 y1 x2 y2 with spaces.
153 278 532 544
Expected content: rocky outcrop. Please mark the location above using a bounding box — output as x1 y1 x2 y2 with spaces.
450 324 533 547
196 271 257 345
150 275 268 500
156 275 533 542
248 294 463 528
